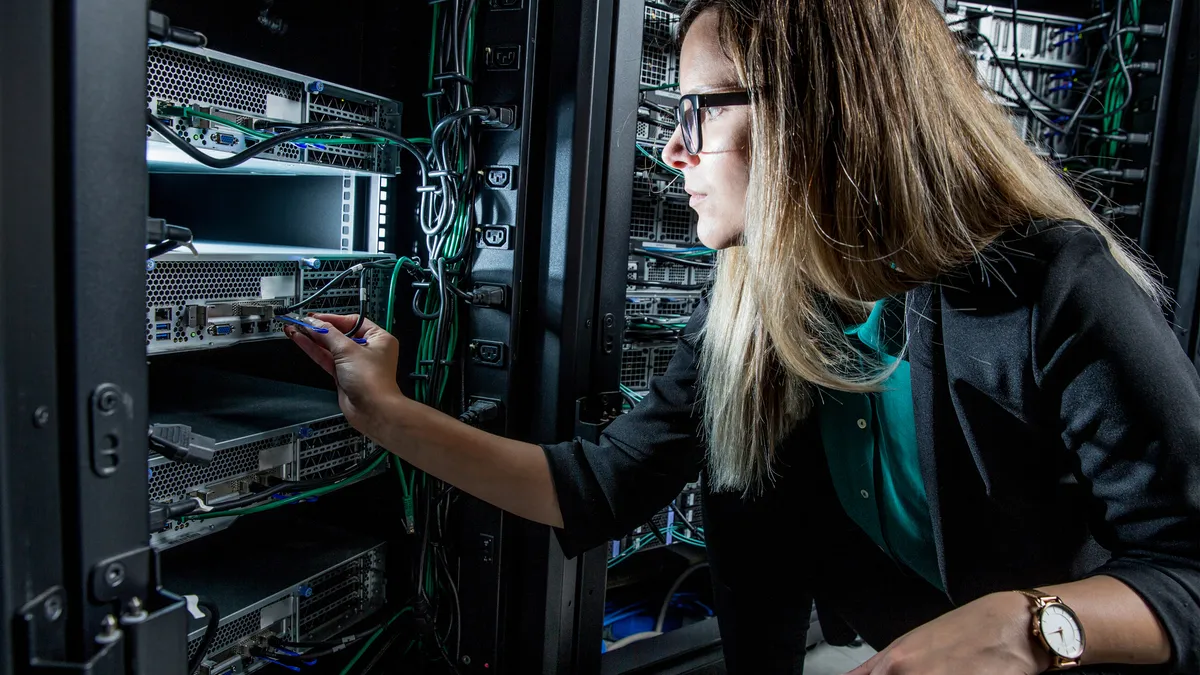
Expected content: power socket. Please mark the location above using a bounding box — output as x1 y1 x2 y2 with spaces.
483 165 516 190
485 45 522 71
476 225 512 249
470 340 507 367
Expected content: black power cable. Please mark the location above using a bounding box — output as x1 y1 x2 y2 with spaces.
146 112 430 175
187 599 221 675
148 11 207 48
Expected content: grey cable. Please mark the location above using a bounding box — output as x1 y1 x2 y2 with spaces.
655 562 710 633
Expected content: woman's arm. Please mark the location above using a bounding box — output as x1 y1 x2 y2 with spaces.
1032 228 1200 670
286 306 707 549
1035 576 1170 666
847 576 1169 675
285 314 565 526
364 393 566 528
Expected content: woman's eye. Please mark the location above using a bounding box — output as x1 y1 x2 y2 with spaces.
704 107 723 121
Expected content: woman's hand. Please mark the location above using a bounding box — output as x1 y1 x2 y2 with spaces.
284 313 403 431
845 592 1049 675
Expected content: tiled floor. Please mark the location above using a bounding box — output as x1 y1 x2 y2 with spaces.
803 642 877 675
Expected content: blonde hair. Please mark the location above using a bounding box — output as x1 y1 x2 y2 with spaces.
684 0 1161 494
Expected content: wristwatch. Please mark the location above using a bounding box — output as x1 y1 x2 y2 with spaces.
1015 589 1086 670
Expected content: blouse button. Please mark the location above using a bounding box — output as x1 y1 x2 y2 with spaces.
856 418 867 430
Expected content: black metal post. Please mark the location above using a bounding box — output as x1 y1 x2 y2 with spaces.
1 0 69 671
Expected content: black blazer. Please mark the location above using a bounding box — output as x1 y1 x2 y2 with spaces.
543 223 1200 674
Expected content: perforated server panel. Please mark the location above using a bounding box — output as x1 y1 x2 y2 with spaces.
145 243 392 355
149 402 380 550
146 44 402 176
163 525 386 675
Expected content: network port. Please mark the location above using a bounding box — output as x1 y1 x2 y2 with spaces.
241 322 254 334
154 308 171 322
257 321 272 333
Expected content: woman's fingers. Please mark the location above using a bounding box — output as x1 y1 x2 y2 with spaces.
285 326 336 376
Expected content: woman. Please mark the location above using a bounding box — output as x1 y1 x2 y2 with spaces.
286 0 1200 672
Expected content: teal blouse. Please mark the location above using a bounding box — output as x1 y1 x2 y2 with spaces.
817 300 944 591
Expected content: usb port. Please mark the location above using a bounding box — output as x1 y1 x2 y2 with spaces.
155 333 171 341
155 323 171 331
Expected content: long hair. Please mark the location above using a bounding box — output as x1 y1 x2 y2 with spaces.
685 0 1161 494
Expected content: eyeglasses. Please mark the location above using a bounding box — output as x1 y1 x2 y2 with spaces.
677 91 751 155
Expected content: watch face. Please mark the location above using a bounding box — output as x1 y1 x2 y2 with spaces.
1039 604 1085 659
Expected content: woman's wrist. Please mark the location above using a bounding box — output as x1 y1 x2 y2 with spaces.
355 388 415 438
985 591 1052 673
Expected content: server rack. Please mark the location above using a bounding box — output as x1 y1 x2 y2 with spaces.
0 0 617 672
3 1 1197 675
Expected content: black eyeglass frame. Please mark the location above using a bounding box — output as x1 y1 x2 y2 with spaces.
677 91 751 154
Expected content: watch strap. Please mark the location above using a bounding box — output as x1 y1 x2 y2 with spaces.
1013 590 1081 671
1014 588 1061 606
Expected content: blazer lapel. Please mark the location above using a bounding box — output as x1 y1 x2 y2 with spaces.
904 285 953 597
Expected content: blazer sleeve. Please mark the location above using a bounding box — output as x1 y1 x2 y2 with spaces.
541 301 708 557
1033 228 1200 673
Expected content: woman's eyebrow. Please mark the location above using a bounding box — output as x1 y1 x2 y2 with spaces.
685 82 742 95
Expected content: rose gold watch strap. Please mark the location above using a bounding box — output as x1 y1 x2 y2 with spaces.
1014 589 1061 608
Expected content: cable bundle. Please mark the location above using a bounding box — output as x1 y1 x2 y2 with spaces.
950 0 1157 210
